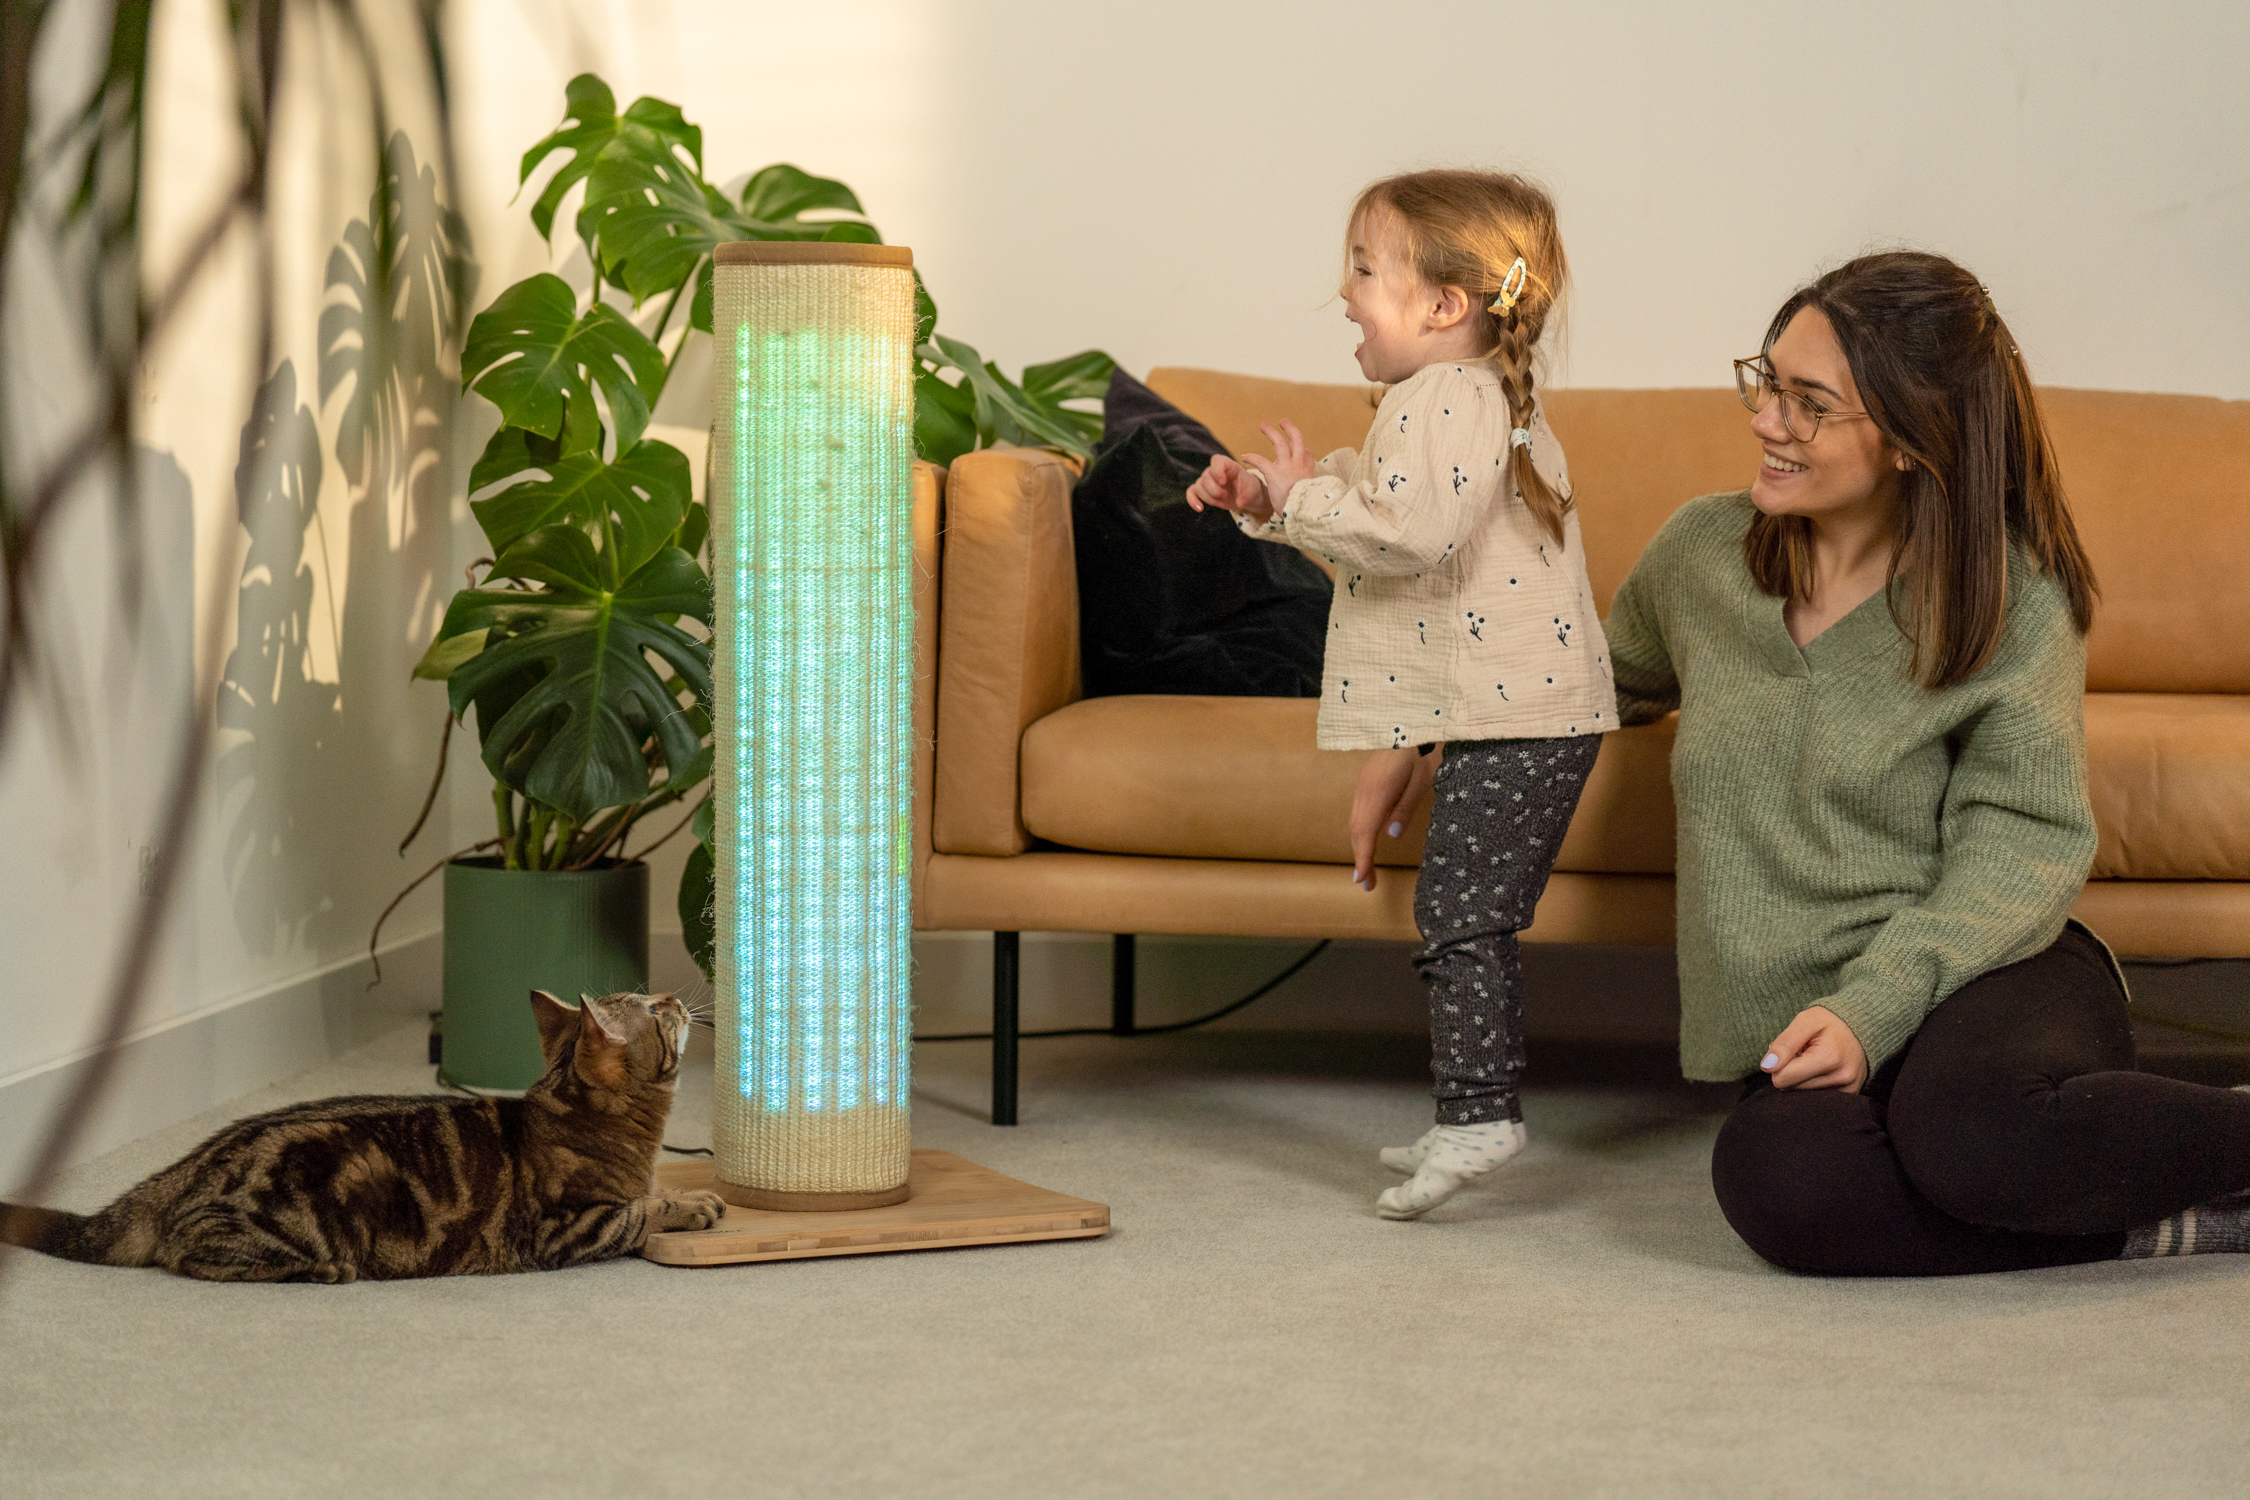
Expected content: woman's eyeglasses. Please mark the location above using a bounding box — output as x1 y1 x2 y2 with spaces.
1734 357 1872 443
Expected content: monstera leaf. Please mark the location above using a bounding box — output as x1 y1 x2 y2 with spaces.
914 366 979 468
736 163 864 226
918 333 1114 461
520 75 703 247
521 75 876 314
1021 349 1114 450
462 275 666 455
470 438 691 586
438 531 712 819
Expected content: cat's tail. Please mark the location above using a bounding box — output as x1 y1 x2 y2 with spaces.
0 1201 133 1263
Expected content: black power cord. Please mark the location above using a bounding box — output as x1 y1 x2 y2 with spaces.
911 940 1332 1043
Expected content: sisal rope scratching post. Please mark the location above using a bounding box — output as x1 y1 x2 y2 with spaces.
655 239 1106 1264
710 241 915 1211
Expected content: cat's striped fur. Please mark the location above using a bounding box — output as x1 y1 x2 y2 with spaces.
0 990 722 1281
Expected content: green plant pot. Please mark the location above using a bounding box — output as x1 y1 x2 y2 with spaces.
440 856 650 1090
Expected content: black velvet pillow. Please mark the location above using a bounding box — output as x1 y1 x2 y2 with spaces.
1071 370 1330 699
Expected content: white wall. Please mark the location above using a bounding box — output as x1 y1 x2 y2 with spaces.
453 0 2248 407
0 0 465 1180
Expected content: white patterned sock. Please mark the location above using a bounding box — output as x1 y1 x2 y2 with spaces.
1379 1126 1443 1175
1377 1121 1527 1220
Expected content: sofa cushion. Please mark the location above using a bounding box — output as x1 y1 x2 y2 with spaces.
1071 374 1329 698
2087 693 2250 879
1019 695 1676 874
1019 692 2250 882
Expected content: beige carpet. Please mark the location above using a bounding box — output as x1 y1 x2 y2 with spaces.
4 1019 2247 1499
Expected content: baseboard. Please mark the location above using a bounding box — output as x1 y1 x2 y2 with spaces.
0 930 442 1192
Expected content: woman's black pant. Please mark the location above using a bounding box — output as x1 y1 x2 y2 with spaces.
1710 921 2250 1276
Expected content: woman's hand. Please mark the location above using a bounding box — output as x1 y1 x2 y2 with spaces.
1349 746 1439 891
1760 1005 1868 1092
1242 420 1315 518
1185 453 1274 521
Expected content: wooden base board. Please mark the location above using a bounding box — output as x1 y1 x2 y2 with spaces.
642 1150 1110 1266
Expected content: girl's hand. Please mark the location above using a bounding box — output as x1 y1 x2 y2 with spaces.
1760 1006 1868 1092
1242 420 1315 518
1185 453 1273 521
1349 745 1439 891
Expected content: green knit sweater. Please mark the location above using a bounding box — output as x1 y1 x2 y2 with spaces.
1603 492 2098 1081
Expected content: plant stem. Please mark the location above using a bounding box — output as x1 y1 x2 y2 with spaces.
623 790 708 862
647 256 702 405
548 811 579 869
563 802 635 869
493 783 518 870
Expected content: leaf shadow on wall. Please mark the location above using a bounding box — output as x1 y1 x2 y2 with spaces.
216 133 473 961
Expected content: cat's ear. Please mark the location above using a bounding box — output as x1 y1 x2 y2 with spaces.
528 990 578 1065
573 996 630 1089
579 994 626 1043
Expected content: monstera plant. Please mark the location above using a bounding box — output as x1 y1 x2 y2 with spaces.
407 74 1110 982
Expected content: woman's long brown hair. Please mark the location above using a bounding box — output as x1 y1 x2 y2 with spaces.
1744 251 2098 689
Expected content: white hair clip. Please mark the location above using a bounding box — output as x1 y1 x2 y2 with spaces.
1489 257 1529 316
1510 427 1532 451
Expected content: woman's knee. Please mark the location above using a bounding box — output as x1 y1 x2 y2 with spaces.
1883 943 2137 1233
1710 1087 1903 1276
1886 1070 2113 1234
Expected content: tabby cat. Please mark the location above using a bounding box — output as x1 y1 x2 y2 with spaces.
0 990 724 1281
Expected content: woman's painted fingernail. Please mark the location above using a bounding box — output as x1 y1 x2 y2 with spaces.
1760 1052 1779 1072
1387 821 1403 838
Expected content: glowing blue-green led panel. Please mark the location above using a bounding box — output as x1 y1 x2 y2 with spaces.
710 252 915 1197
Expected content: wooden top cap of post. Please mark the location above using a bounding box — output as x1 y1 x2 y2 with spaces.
714 241 913 269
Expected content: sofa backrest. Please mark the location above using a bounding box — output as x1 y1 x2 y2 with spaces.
1147 368 2250 695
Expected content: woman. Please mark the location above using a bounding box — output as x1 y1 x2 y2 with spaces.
1599 251 2250 1274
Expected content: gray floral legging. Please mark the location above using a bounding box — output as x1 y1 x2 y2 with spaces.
1412 735 1603 1125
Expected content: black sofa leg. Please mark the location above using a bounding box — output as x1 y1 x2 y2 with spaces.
992 931 1020 1125
1112 934 1137 1036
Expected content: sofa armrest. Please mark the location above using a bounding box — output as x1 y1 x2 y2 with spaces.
932 447 1083 856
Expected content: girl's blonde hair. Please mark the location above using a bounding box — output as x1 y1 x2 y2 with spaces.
1347 169 1571 544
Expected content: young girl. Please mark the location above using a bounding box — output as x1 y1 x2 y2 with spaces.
1188 170 1616 1220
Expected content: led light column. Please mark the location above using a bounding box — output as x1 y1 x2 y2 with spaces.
710 241 916 1210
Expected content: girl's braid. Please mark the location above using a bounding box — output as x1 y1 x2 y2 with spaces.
1493 293 1569 546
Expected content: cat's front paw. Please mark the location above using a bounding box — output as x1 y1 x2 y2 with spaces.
654 1190 725 1231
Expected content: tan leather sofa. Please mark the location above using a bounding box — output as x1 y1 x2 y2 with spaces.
906 371 2250 1121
